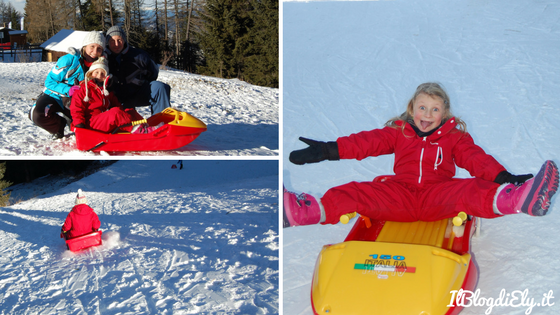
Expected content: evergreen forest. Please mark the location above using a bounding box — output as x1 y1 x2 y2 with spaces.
17 0 277 87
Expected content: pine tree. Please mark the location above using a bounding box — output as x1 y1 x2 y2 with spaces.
197 0 278 87
198 0 251 79
135 27 161 62
239 0 278 87
179 39 202 72
0 162 12 206
9 9 21 30
0 1 22 30
81 0 104 31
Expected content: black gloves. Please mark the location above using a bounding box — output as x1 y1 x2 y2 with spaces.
105 74 114 88
494 171 533 186
289 137 340 165
75 123 86 129
105 75 119 92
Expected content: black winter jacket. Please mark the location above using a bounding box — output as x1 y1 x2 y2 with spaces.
107 45 159 108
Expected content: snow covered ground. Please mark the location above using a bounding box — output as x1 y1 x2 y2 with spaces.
0 62 278 156
0 160 278 314
283 0 560 314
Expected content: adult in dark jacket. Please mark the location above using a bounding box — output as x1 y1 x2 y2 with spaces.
105 25 171 115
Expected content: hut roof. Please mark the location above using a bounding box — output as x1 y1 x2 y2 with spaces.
40 29 91 52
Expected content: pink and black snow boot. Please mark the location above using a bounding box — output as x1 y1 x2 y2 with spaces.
283 186 323 227
131 122 164 134
495 160 559 216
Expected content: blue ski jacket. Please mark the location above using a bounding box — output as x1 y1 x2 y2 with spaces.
43 48 87 108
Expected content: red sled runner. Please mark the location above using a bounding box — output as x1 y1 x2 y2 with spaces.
74 108 207 152
65 230 103 252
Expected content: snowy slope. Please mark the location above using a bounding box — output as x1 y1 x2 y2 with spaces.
283 0 560 314
0 62 278 156
0 160 278 314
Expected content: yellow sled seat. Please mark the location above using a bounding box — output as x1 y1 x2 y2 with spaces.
376 219 448 248
311 216 473 315
311 176 478 315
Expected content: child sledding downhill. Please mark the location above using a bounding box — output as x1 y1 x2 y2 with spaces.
70 57 163 135
284 82 560 227
61 189 101 240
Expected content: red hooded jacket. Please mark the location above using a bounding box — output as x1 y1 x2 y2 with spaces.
336 117 506 185
70 79 123 128
62 204 101 239
320 118 507 223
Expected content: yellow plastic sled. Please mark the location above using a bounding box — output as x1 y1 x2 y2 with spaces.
311 177 479 315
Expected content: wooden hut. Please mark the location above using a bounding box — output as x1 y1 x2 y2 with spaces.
40 29 90 62
0 27 28 49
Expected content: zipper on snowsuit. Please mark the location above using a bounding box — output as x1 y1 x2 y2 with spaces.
420 138 444 184
434 145 443 170
419 137 426 184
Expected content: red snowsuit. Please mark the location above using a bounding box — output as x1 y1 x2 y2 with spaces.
320 118 507 224
62 204 101 239
70 79 143 133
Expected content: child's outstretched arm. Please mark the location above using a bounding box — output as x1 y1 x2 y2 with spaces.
289 137 339 165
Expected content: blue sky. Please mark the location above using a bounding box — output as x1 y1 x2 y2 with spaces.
7 0 24 13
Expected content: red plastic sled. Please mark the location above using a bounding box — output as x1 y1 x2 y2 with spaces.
74 108 207 152
66 230 103 252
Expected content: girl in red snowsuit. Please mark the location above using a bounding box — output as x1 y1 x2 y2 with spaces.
61 189 101 239
70 57 144 133
284 83 559 227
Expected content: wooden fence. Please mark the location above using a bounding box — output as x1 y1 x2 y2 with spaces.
0 45 43 63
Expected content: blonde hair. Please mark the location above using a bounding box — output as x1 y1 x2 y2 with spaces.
385 82 467 133
85 69 105 80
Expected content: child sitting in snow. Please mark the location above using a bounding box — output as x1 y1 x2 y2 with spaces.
61 189 101 239
70 57 162 134
284 82 559 227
